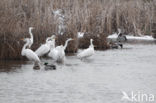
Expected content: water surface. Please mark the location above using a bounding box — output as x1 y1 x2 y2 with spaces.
0 44 156 103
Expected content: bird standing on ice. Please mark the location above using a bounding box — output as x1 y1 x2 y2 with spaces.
21 38 41 68
35 35 56 57
28 27 34 48
77 39 94 59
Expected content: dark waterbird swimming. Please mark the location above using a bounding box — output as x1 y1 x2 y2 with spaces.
109 42 123 49
33 62 56 70
44 62 56 70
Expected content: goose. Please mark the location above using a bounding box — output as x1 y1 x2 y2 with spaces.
35 35 56 57
77 39 94 59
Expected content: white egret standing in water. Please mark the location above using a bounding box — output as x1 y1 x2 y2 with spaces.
35 35 56 57
77 39 94 59
28 27 34 48
21 38 41 67
48 38 73 63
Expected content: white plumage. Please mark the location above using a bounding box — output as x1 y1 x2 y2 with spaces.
48 38 73 63
28 27 34 48
77 39 94 59
21 38 40 63
35 35 55 57
117 28 121 36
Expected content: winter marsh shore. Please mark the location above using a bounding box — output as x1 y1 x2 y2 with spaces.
0 0 156 59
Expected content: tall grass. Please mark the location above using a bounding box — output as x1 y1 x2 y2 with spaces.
0 0 155 59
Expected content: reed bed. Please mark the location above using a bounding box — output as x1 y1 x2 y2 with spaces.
0 0 155 59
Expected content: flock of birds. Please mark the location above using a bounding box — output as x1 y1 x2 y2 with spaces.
21 27 95 70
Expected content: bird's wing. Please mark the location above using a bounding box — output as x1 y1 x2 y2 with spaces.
35 44 50 57
77 48 91 58
25 49 40 62
48 49 59 60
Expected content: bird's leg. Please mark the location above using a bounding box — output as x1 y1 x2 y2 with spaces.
33 62 41 70
120 44 123 48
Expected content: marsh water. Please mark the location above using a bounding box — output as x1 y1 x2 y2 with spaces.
0 42 156 103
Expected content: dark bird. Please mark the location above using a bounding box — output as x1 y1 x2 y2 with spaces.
44 62 56 70
117 33 127 42
109 42 123 49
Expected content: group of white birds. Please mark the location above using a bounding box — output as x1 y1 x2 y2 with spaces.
21 27 95 69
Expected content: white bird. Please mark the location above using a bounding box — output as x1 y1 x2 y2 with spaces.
35 35 56 57
117 28 121 36
21 38 40 65
28 27 34 48
48 38 73 63
77 32 84 38
53 9 63 17
77 39 94 59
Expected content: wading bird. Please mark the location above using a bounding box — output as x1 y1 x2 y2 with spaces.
21 38 41 68
77 39 94 59
48 38 73 63
28 27 34 48
35 35 56 57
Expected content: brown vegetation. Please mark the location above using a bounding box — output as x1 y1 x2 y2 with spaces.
0 0 156 60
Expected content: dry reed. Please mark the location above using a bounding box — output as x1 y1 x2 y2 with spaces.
0 0 155 59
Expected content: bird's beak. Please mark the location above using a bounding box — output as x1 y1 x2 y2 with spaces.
55 36 58 40
20 38 24 40
51 36 57 40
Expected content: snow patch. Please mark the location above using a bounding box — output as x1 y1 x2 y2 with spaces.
107 33 155 41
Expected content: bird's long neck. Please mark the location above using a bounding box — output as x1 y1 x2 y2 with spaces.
29 29 33 40
51 39 55 48
117 29 121 36
63 39 71 50
46 37 51 43
90 40 94 48
22 40 29 55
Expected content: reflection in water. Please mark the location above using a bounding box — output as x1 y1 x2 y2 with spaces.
0 44 156 103
0 60 26 72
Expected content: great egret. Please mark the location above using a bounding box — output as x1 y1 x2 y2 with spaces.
77 39 94 59
35 35 56 57
28 27 34 48
48 38 73 63
21 38 41 66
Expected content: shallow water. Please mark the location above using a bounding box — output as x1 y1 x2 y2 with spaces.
0 44 156 103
